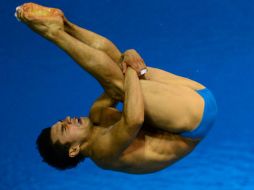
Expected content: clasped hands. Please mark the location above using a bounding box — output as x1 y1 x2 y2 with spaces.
120 49 147 77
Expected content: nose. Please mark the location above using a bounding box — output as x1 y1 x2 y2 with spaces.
67 116 71 121
63 116 71 124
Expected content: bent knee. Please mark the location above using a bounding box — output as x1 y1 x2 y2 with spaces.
91 38 109 51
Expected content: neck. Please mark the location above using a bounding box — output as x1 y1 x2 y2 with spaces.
79 125 104 157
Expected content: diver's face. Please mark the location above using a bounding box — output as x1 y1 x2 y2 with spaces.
50 116 92 145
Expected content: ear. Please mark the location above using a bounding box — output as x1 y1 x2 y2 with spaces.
68 144 80 158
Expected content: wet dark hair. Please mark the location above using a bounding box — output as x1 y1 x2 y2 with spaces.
36 127 85 170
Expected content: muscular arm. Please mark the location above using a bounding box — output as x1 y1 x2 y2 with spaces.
89 93 119 125
99 67 144 159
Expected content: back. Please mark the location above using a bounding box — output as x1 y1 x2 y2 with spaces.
93 126 199 174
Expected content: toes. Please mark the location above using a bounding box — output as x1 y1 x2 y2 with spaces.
22 2 35 10
22 3 32 12
54 9 64 17
15 3 37 23
14 12 20 21
15 6 22 21
16 6 21 11
15 5 31 23
15 3 64 24
15 6 21 21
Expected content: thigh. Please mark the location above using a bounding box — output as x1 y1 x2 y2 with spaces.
146 67 205 90
85 50 125 100
140 80 204 133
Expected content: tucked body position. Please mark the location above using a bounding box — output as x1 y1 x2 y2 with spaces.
16 3 217 174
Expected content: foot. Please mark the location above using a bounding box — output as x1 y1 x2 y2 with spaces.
15 3 64 39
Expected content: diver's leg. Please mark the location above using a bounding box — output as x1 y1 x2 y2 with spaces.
16 3 124 100
64 21 205 90
140 80 204 132
54 31 124 99
63 18 122 64
16 3 204 133
145 67 205 90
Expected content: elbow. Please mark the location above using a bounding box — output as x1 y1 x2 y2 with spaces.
136 115 144 127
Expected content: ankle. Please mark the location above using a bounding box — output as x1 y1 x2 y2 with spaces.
44 28 63 41
63 18 74 34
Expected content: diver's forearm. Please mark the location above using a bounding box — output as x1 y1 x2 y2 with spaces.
122 68 144 127
108 67 144 156
89 93 118 117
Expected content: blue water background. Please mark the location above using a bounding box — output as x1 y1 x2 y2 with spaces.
0 0 253 189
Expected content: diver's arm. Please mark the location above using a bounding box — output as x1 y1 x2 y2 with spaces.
102 67 144 158
89 93 119 125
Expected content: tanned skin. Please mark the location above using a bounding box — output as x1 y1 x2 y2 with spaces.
16 3 206 174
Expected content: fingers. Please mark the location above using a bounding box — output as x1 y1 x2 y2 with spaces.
121 57 147 75
125 61 147 76
129 60 147 75
121 49 147 76
139 68 147 76
122 62 127 75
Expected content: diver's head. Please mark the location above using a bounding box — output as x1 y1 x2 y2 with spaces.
36 116 93 170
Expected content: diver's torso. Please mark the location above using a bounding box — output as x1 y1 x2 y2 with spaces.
93 126 198 174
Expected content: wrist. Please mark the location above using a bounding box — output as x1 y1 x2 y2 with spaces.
139 68 149 80
139 68 147 76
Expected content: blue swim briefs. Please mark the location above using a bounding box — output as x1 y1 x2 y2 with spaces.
181 88 217 139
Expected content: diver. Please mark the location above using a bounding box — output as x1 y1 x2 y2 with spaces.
15 3 217 174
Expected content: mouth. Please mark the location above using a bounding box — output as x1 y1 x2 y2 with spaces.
62 116 87 128
78 118 82 125
73 117 84 128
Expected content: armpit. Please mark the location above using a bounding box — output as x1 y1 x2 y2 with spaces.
100 107 122 125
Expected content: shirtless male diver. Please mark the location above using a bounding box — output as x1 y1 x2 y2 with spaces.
15 3 217 174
